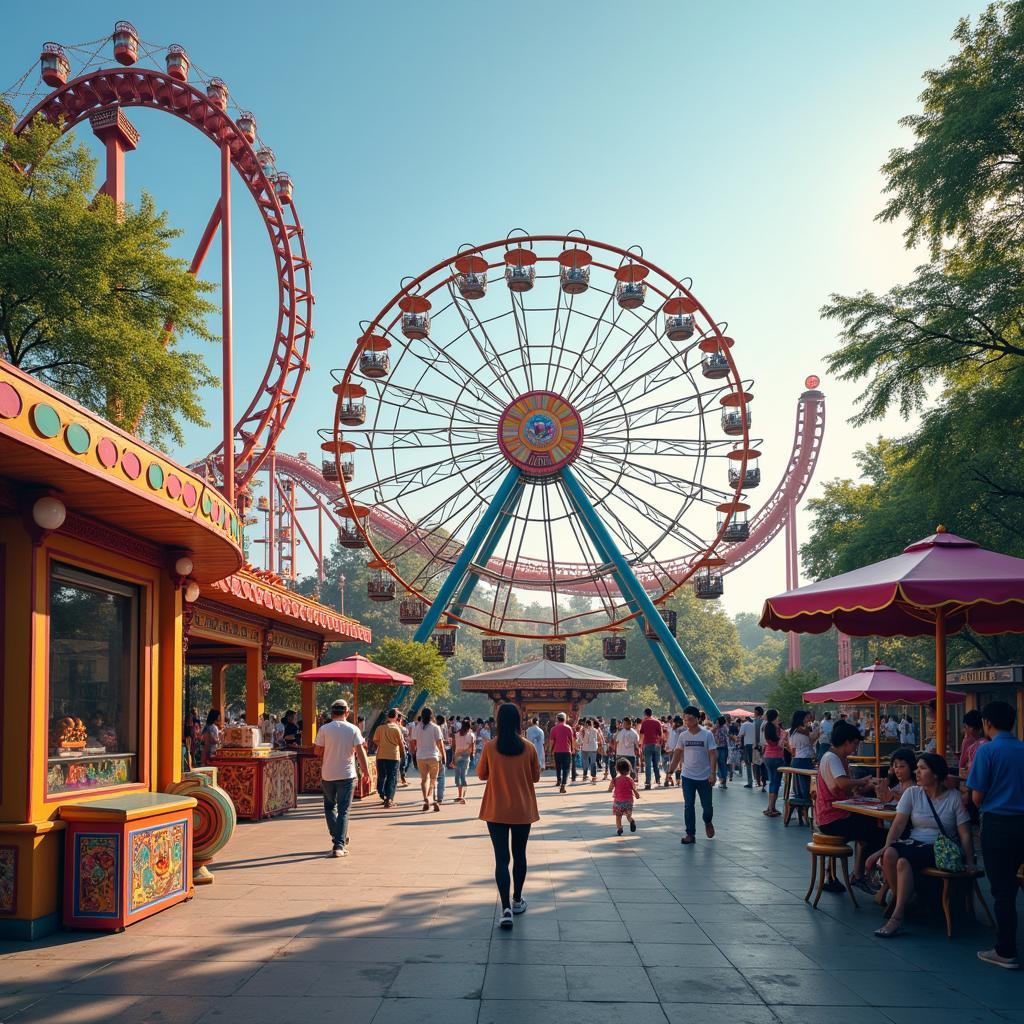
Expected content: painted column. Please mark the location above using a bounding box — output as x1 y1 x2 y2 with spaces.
157 577 184 789
300 670 317 746
220 140 235 507
245 647 264 728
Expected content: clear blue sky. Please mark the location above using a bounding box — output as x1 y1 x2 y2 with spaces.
3 1 987 613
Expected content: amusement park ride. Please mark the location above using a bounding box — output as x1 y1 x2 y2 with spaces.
7 27 826 720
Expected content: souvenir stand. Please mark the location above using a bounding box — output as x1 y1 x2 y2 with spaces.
187 568 370 818
295 655 411 797
0 363 244 938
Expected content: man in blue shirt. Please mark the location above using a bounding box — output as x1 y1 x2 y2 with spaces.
967 700 1024 970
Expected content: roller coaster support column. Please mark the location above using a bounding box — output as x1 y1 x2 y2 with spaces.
785 496 800 670
561 467 721 719
571 497 693 709
220 139 235 507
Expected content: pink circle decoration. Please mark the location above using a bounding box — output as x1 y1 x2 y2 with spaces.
121 451 142 480
211 503 222 524
0 382 23 419
182 482 197 508
97 438 118 468
166 474 182 499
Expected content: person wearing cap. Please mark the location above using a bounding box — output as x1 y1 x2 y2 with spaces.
316 699 369 858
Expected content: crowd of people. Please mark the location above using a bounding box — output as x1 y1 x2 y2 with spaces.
196 693 1023 968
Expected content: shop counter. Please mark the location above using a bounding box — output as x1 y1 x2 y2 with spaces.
208 749 297 820
60 792 196 932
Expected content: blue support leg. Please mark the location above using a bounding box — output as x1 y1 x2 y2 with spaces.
561 466 721 719
571 496 692 708
401 466 523 717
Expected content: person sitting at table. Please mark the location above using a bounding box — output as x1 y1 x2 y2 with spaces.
866 752 975 938
815 720 884 894
875 747 916 803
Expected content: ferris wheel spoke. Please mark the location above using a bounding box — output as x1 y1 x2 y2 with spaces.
551 286 622 400
587 435 734 458
446 287 524 403
358 425 494 447
585 394 712 433
377 457 511 573
577 460 708 559
587 449 733 505
510 291 535 393
539 482 562 634
349 443 498 502
366 378 500 427
495 481 541 627
564 305 663 408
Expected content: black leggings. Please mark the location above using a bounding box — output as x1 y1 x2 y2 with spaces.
486 822 531 910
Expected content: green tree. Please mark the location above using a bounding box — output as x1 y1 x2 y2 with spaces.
0 101 217 446
767 668 822 725
368 636 449 711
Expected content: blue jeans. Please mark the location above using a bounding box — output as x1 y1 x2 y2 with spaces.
791 756 813 803
682 776 713 836
643 744 661 785
455 754 470 788
716 746 729 783
376 759 399 802
436 759 447 802
322 777 355 848
581 750 598 778
765 757 784 796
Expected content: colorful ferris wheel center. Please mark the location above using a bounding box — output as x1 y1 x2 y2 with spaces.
498 391 583 477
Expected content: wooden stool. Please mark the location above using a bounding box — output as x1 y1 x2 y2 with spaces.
921 867 994 938
806 833 858 909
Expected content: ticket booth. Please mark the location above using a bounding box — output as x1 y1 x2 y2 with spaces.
0 363 244 938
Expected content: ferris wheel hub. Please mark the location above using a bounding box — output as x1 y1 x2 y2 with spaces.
498 390 583 478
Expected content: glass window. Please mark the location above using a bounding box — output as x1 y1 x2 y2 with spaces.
47 563 140 795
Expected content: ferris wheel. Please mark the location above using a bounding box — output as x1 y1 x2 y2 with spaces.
330 233 761 715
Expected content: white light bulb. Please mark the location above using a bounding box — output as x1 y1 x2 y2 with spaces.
184 581 200 603
174 555 195 577
32 496 66 531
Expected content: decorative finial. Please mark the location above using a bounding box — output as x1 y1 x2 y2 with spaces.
936 524 946 533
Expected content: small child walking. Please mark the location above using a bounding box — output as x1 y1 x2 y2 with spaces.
608 757 640 835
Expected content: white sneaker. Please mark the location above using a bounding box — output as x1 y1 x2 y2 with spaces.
977 948 1020 970
498 908 514 930
511 898 527 915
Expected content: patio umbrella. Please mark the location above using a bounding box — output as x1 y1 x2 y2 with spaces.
297 654 413 720
803 661 966 764
760 527 1024 754
723 707 755 719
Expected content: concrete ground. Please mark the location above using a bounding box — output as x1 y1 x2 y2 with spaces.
1 769 1021 1024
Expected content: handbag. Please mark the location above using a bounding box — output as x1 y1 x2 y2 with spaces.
924 792 964 872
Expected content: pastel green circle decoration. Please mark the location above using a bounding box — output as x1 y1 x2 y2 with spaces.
147 464 165 489
30 403 61 438
202 494 212 515
65 423 91 455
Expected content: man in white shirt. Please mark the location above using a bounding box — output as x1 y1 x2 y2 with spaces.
410 709 446 811
816 712 834 760
315 699 370 857
670 706 717 844
664 715 685 787
580 718 602 782
525 718 546 773
614 717 641 778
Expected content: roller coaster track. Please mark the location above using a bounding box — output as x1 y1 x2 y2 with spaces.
261 387 825 600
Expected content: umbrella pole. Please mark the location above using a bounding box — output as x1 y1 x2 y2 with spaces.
935 610 947 756
874 700 880 771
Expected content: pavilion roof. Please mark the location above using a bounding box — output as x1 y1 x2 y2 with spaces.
460 658 627 691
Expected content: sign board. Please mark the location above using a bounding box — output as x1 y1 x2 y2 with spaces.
191 610 262 647
946 665 1022 686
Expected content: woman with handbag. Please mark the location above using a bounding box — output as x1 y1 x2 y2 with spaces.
865 752 976 938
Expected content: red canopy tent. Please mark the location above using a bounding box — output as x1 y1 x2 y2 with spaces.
803 661 966 764
761 528 1024 754
723 707 754 719
296 654 413 723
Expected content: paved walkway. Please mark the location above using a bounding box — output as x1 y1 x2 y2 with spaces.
1 772 1021 1023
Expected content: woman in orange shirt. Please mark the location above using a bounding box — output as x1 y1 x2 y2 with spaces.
477 702 541 930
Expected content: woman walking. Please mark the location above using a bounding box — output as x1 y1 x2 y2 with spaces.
201 709 221 766
712 716 730 790
762 709 785 817
410 707 446 812
453 717 476 804
477 703 541 931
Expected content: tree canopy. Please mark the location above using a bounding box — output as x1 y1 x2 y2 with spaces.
0 101 217 446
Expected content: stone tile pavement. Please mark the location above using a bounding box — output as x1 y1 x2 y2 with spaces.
1 771 1021 1023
